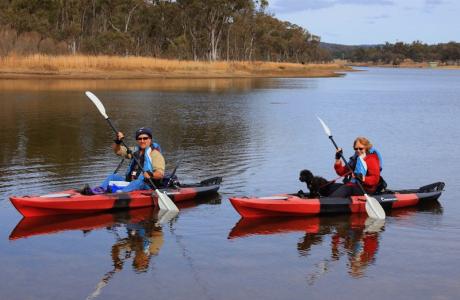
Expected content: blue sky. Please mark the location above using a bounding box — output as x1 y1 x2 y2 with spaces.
268 0 459 45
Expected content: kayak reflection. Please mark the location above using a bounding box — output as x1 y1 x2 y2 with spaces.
9 195 221 299
9 208 152 240
9 194 221 240
229 201 442 279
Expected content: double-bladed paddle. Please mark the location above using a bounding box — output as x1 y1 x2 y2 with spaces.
85 91 179 212
317 117 386 220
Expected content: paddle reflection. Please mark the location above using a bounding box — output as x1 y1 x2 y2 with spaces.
229 201 442 280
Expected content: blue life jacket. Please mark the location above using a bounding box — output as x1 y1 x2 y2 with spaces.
347 147 383 184
369 147 383 171
125 142 162 181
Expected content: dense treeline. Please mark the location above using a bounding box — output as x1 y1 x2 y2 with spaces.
329 41 460 65
0 0 331 62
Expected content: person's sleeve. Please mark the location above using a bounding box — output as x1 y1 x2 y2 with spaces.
151 150 165 178
115 146 135 159
334 162 348 176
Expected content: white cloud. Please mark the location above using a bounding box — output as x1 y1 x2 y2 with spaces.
425 0 444 5
270 0 459 44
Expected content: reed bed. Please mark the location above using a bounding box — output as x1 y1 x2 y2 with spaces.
0 54 349 78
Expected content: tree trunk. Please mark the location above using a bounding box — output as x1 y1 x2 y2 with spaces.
226 24 231 61
71 39 76 54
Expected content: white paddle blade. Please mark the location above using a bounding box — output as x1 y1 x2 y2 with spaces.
85 91 108 119
317 116 332 137
364 217 385 233
155 190 179 212
365 195 386 220
156 191 168 210
156 209 179 225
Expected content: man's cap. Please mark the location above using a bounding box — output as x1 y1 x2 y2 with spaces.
135 127 152 139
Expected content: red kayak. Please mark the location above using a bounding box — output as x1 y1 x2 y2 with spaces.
9 195 214 241
229 182 444 218
10 177 221 217
228 200 441 239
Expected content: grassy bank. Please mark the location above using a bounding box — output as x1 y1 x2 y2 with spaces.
0 55 350 79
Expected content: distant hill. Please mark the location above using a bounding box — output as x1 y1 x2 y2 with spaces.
320 41 460 64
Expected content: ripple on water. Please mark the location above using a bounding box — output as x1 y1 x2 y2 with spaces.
2 71 460 300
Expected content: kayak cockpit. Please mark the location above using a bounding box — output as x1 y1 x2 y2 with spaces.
294 181 445 199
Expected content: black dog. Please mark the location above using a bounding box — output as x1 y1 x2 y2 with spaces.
299 169 339 198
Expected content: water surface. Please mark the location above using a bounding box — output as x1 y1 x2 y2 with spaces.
1 68 459 300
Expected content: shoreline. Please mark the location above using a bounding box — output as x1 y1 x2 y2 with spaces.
0 55 351 80
0 70 346 79
348 62 460 69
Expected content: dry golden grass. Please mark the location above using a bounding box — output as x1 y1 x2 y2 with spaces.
0 54 350 79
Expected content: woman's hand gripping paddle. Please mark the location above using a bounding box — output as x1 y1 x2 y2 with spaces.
85 91 179 212
317 116 385 220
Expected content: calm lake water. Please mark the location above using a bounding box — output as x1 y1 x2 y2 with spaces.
1 68 459 300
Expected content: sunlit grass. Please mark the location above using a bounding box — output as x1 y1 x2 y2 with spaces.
0 54 349 77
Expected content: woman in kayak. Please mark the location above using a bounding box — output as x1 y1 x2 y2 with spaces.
330 136 382 197
100 127 165 193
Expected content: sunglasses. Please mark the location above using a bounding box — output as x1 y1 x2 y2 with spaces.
136 137 151 141
354 147 365 151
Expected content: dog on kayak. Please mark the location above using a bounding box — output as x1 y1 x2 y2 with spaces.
299 169 340 198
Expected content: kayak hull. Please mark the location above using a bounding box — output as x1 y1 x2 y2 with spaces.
9 207 155 240
229 182 444 218
10 177 221 217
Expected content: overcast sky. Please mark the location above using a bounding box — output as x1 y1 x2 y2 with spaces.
268 0 459 45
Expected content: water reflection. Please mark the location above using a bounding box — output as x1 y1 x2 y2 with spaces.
109 212 162 273
9 194 220 298
86 207 162 300
9 206 157 240
1 68 459 300
10 207 165 298
229 201 442 280
0 78 287 92
229 214 383 279
0 88 263 196
9 195 220 240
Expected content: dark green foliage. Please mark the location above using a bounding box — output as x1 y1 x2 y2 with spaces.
0 0 329 62
326 41 460 65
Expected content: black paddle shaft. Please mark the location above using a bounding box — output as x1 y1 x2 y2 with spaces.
106 118 119 135
328 135 368 194
106 118 160 190
113 158 125 174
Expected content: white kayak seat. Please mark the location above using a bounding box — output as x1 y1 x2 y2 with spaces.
258 196 289 200
39 193 72 198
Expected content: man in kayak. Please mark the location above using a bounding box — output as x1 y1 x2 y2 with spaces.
329 136 383 197
99 127 165 193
